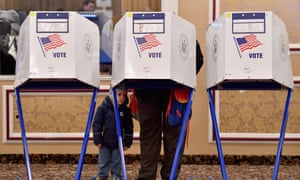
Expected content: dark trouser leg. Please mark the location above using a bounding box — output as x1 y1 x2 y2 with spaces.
138 114 162 180
160 123 184 180
136 90 170 180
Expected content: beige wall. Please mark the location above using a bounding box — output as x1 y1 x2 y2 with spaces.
0 0 299 156
177 0 300 156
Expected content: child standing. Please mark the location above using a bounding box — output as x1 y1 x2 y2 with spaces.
92 86 133 180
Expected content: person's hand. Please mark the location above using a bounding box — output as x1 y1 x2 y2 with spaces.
123 146 129 151
97 144 102 150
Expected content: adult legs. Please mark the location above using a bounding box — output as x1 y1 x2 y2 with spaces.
136 89 170 180
160 124 184 179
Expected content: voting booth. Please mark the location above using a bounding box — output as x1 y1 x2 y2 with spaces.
206 11 293 90
112 11 196 89
15 11 100 89
111 11 196 179
14 11 100 180
206 11 293 180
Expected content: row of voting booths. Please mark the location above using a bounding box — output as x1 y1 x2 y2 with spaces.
14 10 293 180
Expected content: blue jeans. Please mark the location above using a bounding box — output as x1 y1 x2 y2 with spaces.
98 146 121 179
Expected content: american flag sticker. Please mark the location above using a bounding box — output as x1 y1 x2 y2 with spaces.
134 34 161 53
235 34 262 52
38 34 65 53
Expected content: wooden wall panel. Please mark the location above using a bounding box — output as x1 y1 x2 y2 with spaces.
220 0 300 44
0 0 82 11
122 0 161 12
0 0 160 12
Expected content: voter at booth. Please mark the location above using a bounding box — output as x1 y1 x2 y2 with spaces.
111 11 203 179
135 40 203 180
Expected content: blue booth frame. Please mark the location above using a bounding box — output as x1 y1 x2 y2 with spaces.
15 83 291 180
207 87 292 180
15 86 98 180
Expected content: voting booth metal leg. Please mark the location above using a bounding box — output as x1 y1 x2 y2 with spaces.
207 88 228 180
112 87 128 180
15 88 33 180
170 88 194 180
75 88 98 180
272 88 292 180
207 88 292 180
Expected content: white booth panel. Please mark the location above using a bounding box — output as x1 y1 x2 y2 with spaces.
15 11 100 88
112 12 196 89
206 11 293 90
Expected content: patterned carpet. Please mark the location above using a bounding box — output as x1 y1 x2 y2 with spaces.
1 163 299 180
0 154 299 180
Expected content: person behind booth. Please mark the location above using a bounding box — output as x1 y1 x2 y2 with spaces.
78 0 96 12
92 85 133 180
134 40 203 180
0 10 18 75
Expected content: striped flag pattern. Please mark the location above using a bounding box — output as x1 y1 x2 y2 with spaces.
136 34 161 52
236 34 262 52
40 34 65 52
